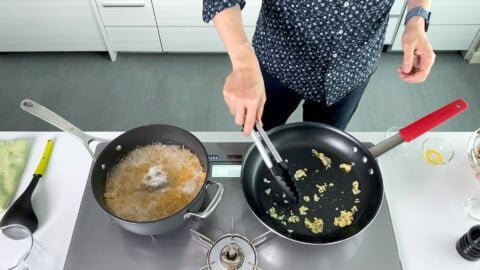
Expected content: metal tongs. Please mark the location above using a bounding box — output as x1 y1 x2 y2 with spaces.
250 121 299 205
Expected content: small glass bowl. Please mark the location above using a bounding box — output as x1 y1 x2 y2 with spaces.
384 127 415 154
467 128 480 179
422 138 455 165
465 197 480 222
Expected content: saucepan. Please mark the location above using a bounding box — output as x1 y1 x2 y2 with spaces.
242 98 468 245
20 99 224 235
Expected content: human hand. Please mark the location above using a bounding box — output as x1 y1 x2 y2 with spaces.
223 54 266 136
397 17 436 83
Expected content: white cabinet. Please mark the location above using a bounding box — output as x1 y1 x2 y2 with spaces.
94 0 162 51
106 27 162 51
153 0 260 52
428 1 480 25
0 0 106 51
392 25 480 51
385 17 400 45
390 0 406 16
96 0 157 26
385 0 405 45
159 27 255 52
153 0 261 26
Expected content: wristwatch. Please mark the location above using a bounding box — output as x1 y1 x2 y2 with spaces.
404 6 431 32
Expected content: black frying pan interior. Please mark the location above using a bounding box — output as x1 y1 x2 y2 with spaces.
241 122 383 244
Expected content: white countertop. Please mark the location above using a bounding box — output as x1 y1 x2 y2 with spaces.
0 131 479 269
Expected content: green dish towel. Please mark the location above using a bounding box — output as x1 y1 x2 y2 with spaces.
0 140 31 212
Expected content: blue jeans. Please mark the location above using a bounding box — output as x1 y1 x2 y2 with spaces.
260 67 369 131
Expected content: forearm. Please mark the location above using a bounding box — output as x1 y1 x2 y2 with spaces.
212 5 258 70
407 0 430 10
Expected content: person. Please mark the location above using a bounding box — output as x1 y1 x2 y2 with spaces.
202 0 435 136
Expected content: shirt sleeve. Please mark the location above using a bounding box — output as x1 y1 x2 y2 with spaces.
203 0 246 23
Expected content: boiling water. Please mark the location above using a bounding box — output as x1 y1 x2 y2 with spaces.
104 144 206 222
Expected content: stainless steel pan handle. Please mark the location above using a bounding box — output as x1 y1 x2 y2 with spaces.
184 180 224 220
20 99 108 160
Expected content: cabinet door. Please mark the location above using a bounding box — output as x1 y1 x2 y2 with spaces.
385 17 400 45
392 25 480 51
106 27 162 51
430 0 480 25
159 27 255 52
0 0 106 51
152 0 261 27
390 0 405 16
96 0 157 26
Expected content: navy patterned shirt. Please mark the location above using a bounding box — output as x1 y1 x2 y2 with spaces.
203 0 394 105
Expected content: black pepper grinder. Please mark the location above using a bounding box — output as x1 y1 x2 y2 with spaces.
456 225 480 261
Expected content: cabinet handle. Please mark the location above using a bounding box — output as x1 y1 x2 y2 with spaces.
102 1 145 7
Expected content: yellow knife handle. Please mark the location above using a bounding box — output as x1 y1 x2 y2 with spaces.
34 139 55 175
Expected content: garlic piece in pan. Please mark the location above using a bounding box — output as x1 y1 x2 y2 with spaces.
312 149 332 170
352 181 361 195
333 206 358 228
334 210 354 228
268 207 278 219
316 183 328 193
299 205 309 215
288 215 300 223
294 169 307 181
339 163 353 173
304 217 324 234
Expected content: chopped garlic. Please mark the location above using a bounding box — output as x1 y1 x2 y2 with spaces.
294 169 307 181
303 195 310 202
304 217 324 234
288 215 300 223
339 163 353 173
329 183 334 187
281 221 287 226
265 188 271 195
316 183 328 193
263 178 271 184
334 210 355 228
268 207 278 219
287 229 294 233
312 149 332 169
314 194 320 202
352 181 361 195
299 205 309 215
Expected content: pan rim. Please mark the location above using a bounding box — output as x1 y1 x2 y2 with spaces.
241 122 384 245
90 124 210 225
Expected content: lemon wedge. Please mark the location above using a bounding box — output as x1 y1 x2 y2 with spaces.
423 148 445 165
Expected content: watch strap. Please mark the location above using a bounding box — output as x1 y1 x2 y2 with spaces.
405 6 431 32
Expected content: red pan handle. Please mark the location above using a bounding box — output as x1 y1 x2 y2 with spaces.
399 98 468 142
369 98 468 158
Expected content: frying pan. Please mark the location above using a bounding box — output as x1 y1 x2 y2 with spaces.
20 99 224 235
242 98 468 245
